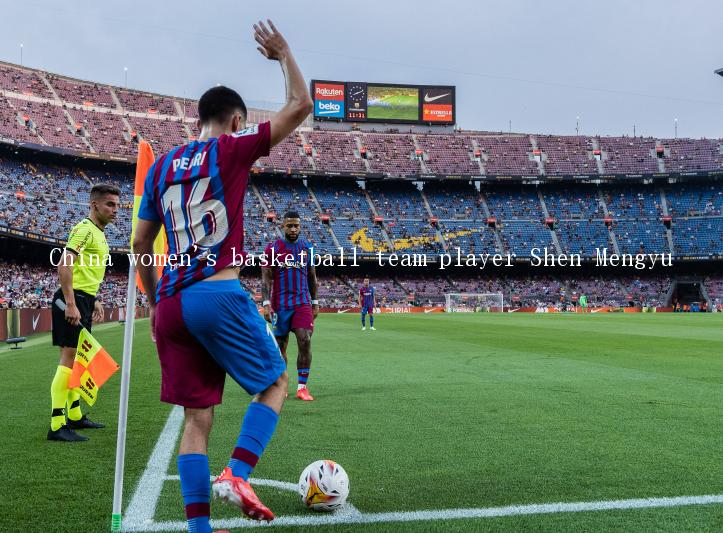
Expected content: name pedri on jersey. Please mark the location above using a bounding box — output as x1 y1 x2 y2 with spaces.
137 122 270 301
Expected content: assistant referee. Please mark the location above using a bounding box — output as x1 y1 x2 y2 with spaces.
48 183 120 442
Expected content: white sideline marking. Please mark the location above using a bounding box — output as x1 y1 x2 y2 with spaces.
125 406 723 532
122 494 723 531
125 405 184 529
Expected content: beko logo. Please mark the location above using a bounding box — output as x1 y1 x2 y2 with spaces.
317 102 341 114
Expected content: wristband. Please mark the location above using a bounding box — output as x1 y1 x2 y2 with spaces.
262 300 271 307
312 300 319 305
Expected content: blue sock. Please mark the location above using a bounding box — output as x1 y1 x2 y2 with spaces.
228 402 279 480
298 367 310 386
361 314 366 326
178 454 211 533
370 315 374 327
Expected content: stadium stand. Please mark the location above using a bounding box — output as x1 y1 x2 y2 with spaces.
66 107 134 155
536 135 597 175
115 89 177 116
8 97 85 150
47 74 116 108
362 133 422 176
0 65 53 98
257 132 312 170
366 181 428 219
599 137 660 174
423 181 486 221
1 61 722 313
416 134 480 175
474 135 538 175
307 131 366 172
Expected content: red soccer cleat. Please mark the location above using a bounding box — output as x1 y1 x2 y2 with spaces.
212 467 275 521
296 387 314 401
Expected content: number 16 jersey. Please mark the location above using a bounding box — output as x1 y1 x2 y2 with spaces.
137 122 270 302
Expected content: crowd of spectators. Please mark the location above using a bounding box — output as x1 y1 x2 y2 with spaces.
1 152 721 256
0 261 145 309
0 257 707 310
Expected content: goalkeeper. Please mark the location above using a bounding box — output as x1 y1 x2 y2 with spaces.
48 184 120 442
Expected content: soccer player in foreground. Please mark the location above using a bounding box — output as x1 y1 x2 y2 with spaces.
133 20 312 529
359 277 376 330
262 212 319 401
48 183 119 442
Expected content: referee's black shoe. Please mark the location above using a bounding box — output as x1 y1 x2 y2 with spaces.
67 415 105 430
47 425 89 442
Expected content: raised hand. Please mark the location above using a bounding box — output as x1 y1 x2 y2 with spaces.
254 20 289 62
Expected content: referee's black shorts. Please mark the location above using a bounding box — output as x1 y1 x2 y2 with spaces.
51 288 95 348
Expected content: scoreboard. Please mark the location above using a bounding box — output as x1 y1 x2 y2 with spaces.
311 80 455 125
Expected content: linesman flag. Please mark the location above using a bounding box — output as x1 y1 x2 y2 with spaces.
69 328 120 406
130 140 166 293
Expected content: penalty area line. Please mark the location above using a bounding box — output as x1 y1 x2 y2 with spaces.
122 493 723 531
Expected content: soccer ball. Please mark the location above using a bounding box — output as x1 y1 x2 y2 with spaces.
298 460 349 511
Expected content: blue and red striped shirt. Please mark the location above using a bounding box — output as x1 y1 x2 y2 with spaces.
263 238 312 311
137 122 270 301
360 285 375 308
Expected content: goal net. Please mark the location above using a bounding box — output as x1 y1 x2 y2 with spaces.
444 293 504 313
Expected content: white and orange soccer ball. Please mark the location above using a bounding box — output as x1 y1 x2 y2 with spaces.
298 460 350 511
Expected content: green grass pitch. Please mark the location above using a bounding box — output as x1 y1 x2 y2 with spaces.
367 94 418 121
2 313 722 532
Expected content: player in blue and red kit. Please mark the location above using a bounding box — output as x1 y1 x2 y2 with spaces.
359 277 376 330
262 211 319 401
133 20 313 530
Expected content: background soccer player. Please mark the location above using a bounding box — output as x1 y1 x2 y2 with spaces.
262 211 319 401
579 293 588 313
133 20 312 529
48 183 119 442
359 277 376 330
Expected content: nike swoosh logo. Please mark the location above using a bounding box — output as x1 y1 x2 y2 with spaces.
424 93 450 103
337 309 350 314
32 314 40 330
424 308 437 314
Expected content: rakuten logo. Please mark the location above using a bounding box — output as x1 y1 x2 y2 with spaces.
314 83 345 101
316 87 343 98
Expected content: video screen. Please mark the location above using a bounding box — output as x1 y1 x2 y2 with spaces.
366 85 419 121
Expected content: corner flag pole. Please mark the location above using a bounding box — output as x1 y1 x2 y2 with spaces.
111 140 160 532
111 268 137 532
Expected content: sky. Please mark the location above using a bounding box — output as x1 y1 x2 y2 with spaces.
2 0 723 138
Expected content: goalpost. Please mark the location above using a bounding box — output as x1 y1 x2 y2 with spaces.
444 292 504 313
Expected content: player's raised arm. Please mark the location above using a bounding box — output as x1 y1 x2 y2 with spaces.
254 20 313 147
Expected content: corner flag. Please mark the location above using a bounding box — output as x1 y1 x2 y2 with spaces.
69 328 119 406
130 140 166 293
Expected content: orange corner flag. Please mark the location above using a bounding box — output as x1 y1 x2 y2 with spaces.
131 140 167 294
69 329 120 406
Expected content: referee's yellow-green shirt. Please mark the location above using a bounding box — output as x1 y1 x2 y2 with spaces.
65 218 110 296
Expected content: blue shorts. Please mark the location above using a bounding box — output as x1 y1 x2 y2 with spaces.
155 279 285 407
361 305 374 315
